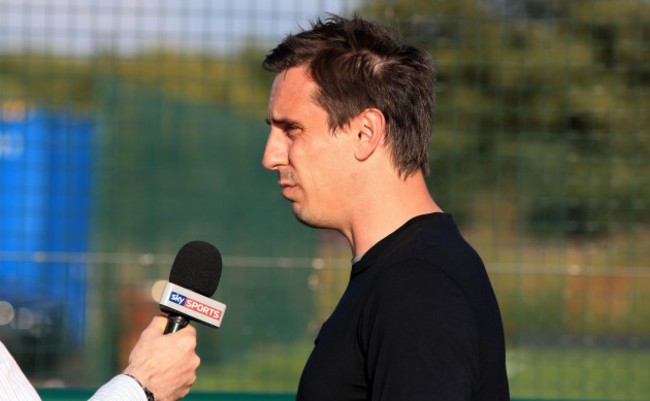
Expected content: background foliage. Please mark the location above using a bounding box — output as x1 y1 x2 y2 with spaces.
1 0 648 400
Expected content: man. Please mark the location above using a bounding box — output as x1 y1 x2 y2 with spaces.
0 316 199 401
262 14 509 400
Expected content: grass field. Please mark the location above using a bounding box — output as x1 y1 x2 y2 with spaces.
508 346 650 400
190 339 650 401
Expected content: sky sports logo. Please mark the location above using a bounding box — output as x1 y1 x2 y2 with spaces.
170 291 187 306
168 291 223 321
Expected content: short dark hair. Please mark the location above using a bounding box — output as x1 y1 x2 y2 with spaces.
263 13 436 177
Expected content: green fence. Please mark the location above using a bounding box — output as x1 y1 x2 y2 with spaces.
1 1 649 400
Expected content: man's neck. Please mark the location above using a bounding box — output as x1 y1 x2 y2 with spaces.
345 170 442 258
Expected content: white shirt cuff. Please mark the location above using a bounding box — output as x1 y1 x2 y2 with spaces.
87 374 147 401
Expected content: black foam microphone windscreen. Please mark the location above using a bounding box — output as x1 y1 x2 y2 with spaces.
169 240 223 297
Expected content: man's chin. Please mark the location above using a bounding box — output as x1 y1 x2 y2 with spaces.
294 214 321 229
291 205 329 230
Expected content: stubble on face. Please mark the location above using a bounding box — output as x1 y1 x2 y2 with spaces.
278 167 320 228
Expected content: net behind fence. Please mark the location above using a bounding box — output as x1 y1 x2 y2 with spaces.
1 1 648 400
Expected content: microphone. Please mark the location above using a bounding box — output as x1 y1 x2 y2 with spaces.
158 240 227 334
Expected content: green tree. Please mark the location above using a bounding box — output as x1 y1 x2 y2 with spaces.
361 0 649 236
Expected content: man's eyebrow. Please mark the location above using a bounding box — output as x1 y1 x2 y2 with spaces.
265 117 301 128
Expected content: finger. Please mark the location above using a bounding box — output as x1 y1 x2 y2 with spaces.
148 315 169 332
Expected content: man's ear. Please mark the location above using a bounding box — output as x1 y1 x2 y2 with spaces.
354 108 386 161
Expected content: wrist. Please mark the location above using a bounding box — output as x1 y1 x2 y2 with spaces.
124 373 156 401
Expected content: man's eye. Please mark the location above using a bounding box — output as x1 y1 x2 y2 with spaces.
285 126 300 136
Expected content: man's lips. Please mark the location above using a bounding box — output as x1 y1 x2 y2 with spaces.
279 182 296 198
277 170 296 197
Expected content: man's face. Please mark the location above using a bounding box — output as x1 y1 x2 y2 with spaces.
263 65 355 229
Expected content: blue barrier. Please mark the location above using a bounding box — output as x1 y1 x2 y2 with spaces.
0 104 92 356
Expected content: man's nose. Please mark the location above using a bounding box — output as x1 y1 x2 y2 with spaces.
262 130 287 171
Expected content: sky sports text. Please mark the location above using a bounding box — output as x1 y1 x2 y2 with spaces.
169 291 223 321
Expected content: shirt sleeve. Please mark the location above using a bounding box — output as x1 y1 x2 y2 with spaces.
0 341 42 401
1 341 145 401
88 374 147 401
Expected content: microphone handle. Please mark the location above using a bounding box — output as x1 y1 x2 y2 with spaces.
164 314 190 334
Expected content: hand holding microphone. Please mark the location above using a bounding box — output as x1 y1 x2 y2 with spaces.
119 241 226 401
122 316 199 401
